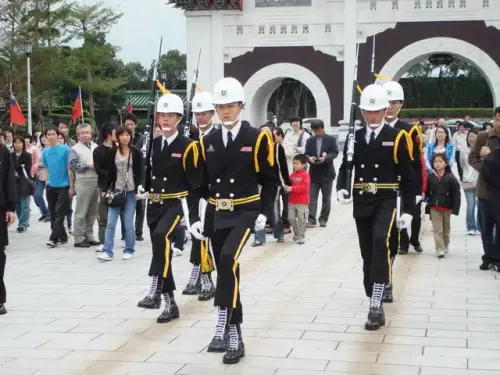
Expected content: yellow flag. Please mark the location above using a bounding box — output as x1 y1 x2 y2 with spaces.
374 73 392 80
356 84 362 94
156 80 170 95
195 84 204 92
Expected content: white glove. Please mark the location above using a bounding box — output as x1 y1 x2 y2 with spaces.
397 213 413 229
337 189 352 204
254 214 267 232
189 221 205 241
137 185 147 200
416 195 422 204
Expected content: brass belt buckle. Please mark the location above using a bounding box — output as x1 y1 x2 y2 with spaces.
150 193 161 203
215 198 234 211
363 183 377 194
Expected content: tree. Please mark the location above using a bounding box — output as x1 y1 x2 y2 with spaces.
66 2 122 119
121 61 148 90
157 50 186 89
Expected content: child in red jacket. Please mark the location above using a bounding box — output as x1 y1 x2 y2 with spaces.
284 154 310 244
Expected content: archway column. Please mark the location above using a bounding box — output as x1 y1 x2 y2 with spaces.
376 37 500 106
243 63 331 128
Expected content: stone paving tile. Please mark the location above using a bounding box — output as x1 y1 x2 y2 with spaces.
0 194 494 374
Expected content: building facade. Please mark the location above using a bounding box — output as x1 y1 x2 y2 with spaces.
170 0 500 127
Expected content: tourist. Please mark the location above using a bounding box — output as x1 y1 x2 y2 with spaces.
13 135 33 233
425 124 455 170
460 129 480 235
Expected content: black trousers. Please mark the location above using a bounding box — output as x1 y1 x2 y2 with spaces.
478 198 500 265
190 236 202 265
308 180 333 224
399 202 423 250
281 191 290 228
147 204 183 294
121 199 145 238
211 224 252 325
46 186 70 242
355 208 396 297
456 151 463 181
98 196 108 244
0 248 5 304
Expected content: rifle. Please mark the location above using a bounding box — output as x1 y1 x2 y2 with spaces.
370 35 376 84
184 49 202 138
142 37 163 184
342 43 360 199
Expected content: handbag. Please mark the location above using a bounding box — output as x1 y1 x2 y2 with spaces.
104 151 131 208
20 168 35 196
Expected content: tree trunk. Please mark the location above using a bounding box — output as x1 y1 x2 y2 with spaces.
86 59 95 120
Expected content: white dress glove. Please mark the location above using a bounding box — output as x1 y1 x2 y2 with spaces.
415 195 422 204
254 214 267 232
137 185 147 200
397 213 413 229
337 189 353 204
189 221 205 241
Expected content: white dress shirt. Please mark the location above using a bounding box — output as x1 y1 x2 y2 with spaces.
161 131 178 150
221 121 241 147
387 118 398 128
365 124 386 144
199 126 213 138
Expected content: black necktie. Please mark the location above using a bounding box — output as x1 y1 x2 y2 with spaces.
227 131 233 149
369 131 375 144
162 139 168 151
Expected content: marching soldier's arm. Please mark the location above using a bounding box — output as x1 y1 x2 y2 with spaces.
336 139 349 192
395 130 416 214
255 131 279 217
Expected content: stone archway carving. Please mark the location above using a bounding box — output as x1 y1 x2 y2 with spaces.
377 37 500 105
243 63 331 126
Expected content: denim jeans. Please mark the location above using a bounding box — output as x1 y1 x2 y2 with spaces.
33 179 49 217
16 196 30 229
464 190 479 232
103 192 136 256
254 225 284 243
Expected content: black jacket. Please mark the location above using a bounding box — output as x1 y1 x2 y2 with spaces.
104 147 143 193
13 151 32 181
425 169 461 215
93 144 114 192
275 143 291 186
480 146 500 212
304 133 339 183
0 145 18 211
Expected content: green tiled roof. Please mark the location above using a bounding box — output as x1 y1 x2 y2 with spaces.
123 90 188 111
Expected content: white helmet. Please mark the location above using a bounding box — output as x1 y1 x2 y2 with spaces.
156 94 184 115
213 77 245 105
359 84 389 111
191 91 214 113
383 81 405 101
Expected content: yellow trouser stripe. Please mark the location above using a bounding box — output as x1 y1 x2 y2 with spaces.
200 238 215 273
163 215 181 278
232 228 251 308
385 209 397 285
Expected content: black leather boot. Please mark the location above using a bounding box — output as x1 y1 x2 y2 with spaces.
207 329 228 352
0 303 6 315
223 324 245 364
182 275 201 295
157 297 180 323
382 284 393 303
364 307 385 331
198 275 215 301
137 291 161 309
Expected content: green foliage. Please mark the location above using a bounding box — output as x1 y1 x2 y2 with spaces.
151 50 187 89
400 108 494 119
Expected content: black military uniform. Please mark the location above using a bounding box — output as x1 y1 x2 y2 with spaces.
195 121 278 364
384 119 423 302
137 131 202 324
0 144 18 315
337 123 414 330
183 125 217 301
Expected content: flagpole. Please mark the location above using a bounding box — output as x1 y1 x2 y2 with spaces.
79 86 84 124
9 83 12 128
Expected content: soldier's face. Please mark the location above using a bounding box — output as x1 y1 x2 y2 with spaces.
216 103 242 127
386 100 402 119
195 111 213 129
158 113 181 132
362 109 386 127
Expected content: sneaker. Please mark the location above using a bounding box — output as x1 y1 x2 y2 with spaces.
467 230 476 235
298 237 305 245
475 230 480 235
173 247 183 257
97 252 113 261
277 237 284 243
293 235 298 242
95 244 104 252
43 217 51 223
38 215 47 222
46 240 57 248
16 227 26 233
122 252 133 260
437 250 445 258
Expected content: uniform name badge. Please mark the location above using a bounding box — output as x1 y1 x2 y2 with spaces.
382 141 394 146
171 153 182 158
240 146 252 152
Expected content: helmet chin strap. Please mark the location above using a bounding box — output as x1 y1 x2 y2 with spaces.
198 120 212 129
161 115 183 132
362 110 387 129
222 108 243 128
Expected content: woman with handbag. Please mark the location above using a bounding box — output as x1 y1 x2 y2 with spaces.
13 136 33 232
98 126 143 261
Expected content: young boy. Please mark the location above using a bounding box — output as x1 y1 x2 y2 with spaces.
284 154 310 244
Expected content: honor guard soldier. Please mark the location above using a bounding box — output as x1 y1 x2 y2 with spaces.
136 93 202 324
382 81 424 303
183 90 217 301
189 77 278 364
337 84 415 331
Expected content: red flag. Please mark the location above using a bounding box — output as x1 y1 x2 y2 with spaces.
72 90 82 124
126 94 133 114
9 89 25 126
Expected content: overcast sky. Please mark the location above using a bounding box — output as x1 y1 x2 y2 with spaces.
87 0 187 67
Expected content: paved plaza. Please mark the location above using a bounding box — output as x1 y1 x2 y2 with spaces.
0 198 498 375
